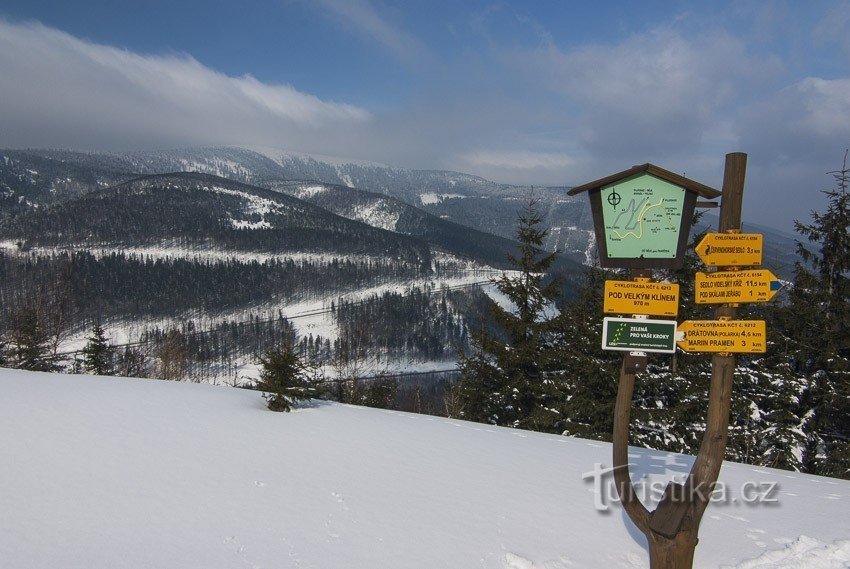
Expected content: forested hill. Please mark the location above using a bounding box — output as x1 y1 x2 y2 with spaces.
0 147 801 273
0 147 594 263
0 172 535 269
262 180 582 273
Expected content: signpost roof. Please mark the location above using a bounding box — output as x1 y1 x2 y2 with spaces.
567 163 721 199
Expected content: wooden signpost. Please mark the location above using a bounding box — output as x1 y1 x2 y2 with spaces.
569 163 717 270
571 153 779 568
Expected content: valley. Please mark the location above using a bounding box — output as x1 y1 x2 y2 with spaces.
0 147 795 385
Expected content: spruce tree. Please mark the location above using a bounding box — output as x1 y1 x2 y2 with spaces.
82 322 113 376
257 342 315 412
7 306 58 372
362 376 398 409
755 360 806 471
786 151 850 477
551 266 620 439
457 196 562 430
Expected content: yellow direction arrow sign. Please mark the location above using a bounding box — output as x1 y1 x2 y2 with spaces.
695 270 783 304
695 233 763 267
677 320 766 353
604 280 680 317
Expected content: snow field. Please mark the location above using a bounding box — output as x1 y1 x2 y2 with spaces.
0 370 847 569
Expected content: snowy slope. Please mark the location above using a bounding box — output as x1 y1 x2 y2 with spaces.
0 370 847 569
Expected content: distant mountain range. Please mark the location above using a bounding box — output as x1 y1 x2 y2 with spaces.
0 147 593 264
0 146 798 274
0 146 802 381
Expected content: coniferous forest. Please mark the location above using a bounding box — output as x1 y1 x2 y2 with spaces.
0 150 847 481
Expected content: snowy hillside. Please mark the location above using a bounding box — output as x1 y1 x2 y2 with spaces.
1 369 847 569
0 147 801 270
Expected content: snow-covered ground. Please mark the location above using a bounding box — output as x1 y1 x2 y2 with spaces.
1 369 847 569
419 192 469 205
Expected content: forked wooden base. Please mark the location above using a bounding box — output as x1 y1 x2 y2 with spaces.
647 531 698 569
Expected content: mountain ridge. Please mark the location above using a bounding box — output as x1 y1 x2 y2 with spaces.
0 146 799 273
0 171 536 270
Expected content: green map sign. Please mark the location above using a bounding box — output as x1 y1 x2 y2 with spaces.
600 173 686 260
601 317 678 353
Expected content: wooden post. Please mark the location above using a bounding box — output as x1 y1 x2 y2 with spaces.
611 153 747 569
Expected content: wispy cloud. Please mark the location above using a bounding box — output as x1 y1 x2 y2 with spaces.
312 0 428 64
0 19 368 150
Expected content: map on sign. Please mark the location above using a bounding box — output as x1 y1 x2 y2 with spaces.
601 173 686 260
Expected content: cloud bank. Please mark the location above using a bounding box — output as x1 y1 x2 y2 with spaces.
0 20 368 150
0 12 848 230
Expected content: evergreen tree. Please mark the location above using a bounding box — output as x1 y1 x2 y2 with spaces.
7 306 58 372
755 361 806 471
257 342 315 412
457 196 562 430
362 376 398 409
786 151 850 477
82 322 113 376
550 266 620 439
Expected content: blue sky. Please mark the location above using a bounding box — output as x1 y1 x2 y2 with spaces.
0 0 849 230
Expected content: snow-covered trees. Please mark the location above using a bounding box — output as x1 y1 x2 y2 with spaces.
450 178 850 478
786 152 850 477
549 267 619 439
257 342 316 412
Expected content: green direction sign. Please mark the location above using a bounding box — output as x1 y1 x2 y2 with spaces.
601 173 686 261
602 317 678 353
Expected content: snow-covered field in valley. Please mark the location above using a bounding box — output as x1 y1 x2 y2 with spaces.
0 369 847 569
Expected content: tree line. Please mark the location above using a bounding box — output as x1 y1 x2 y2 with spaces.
0 252 430 322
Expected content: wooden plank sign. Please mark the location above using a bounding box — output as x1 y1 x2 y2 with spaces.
604 280 680 317
602 317 678 353
677 320 766 353
695 233 763 267
695 270 783 304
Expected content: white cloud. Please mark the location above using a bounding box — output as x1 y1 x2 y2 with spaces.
0 19 368 150
507 27 784 159
0 15 847 232
794 77 850 137
736 76 850 162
